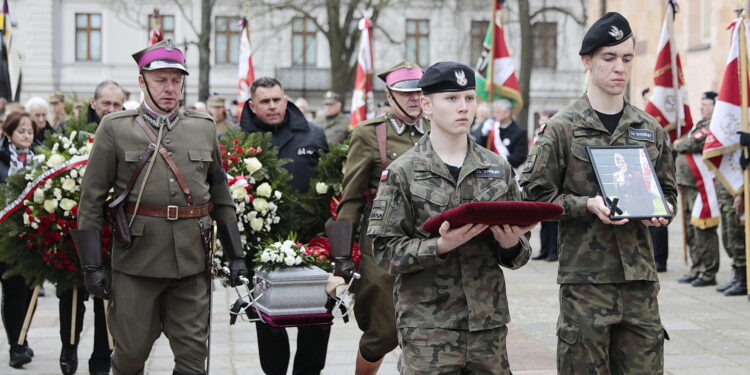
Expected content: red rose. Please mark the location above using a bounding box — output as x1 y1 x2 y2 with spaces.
233 139 240 144
235 146 244 154
71 206 79 216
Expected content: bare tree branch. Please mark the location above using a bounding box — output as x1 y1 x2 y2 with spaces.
530 6 586 26
172 0 200 36
260 0 329 35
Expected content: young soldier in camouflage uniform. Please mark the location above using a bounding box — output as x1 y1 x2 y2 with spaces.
716 182 747 295
368 62 533 374
520 13 677 374
337 60 429 374
675 91 720 287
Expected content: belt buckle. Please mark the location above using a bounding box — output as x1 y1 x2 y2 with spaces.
167 205 179 220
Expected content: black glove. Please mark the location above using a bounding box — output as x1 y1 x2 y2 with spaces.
741 154 750 171
738 131 750 147
228 259 248 287
335 259 356 283
82 265 111 300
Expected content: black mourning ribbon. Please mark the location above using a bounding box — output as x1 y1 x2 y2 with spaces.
605 197 624 217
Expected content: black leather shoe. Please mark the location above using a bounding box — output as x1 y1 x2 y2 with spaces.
677 275 697 284
25 345 34 358
60 345 78 375
9 345 32 368
717 279 738 292
691 278 717 287
531 253 547 260
724 282 747 296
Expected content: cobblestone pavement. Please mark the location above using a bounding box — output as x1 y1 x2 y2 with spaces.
2 214 749 374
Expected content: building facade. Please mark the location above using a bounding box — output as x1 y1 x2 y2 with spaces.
11 0 585 129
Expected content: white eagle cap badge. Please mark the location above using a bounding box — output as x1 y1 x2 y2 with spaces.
455 69 467 86
608 25 624 41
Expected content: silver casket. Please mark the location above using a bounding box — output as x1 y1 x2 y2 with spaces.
252 266 330 316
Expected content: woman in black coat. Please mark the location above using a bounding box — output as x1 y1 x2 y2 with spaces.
0 111 38 368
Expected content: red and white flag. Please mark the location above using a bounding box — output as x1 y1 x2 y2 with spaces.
238 17 256 103
703 19 750 196
349 17 375 128
644 2 693 143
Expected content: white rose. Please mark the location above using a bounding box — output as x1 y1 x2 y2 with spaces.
250 217 264 232
256 182 272 198
53 188 62 200
59 198 76 211
43 199 58 213
260 251 271 263
294 256 302 265
274 191 282 200
284 248 296 257
230 186 246 201
23 213 30 225
69 169 79 179
252 198 268 212
33 154 46 163
244 157 263 174
284 256 296 266
47 154 66 168
315 182 329 195
31 222 39 229
33 189 45 203
61 178 76 192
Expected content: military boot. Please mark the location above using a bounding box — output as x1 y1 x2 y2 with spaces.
724 268 747 296
8 344 32 368
60 344 78 375
716 267 738 293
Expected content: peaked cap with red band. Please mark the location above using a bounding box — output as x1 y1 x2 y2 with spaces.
377 60 423 92
422 201 563 235
132 39 189 75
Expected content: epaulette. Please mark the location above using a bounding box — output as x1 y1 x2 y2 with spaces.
104 109 139 120
183 110 213 121
361 114 388 126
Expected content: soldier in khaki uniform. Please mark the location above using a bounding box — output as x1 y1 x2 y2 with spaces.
337 60 429 374
675 91 720 287
73 39 247 375
314 91 350 144
207 95 237 136
368 62 533 374
520 13 677 374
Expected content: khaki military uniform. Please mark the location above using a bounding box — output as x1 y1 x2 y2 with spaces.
368 134 531 374
78 105 236 374
315 111 350 145
673 119 720 281
337 111 428 361
717 183 745 268
520 96 677 375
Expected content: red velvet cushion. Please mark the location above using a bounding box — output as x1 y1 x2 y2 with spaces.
422 201 564 235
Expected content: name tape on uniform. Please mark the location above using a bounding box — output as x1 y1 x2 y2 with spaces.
475 168 503 178
628 128 655 143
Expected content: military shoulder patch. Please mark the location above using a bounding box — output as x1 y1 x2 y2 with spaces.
475 168 503 178
183 110 213 121
381 169 389 181
538 123 547 135
628 128 655 143
369 199 388 221
692 128 708 141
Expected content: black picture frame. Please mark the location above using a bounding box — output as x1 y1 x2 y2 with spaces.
586 145 672 220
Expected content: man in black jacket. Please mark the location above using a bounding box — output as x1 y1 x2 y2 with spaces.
239 77 330 374
486 99 528 173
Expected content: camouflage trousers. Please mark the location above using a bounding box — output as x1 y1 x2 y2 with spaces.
353 248 399 361
398 326 510 375
682 186 720 280
717 183 746 268
557 281 666 375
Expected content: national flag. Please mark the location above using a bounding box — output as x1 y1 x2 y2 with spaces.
644 1 693 143
349 17 375 128
702 19 750 195
475 0 523 114
237 17 256 103
148 13 164 45
0 0 21 101
685 150 720 228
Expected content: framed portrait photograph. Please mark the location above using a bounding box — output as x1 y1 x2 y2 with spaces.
586 145 672 220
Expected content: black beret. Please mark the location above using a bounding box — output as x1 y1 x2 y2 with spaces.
702 91 718 102
417 61 476 95
579 12 633 56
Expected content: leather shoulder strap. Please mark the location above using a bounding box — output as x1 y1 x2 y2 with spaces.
375 122 388 170
134 115 194 205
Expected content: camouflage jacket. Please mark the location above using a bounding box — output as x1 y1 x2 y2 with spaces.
520 95 677 284
337 111 428 255
315 112 350 145
367 134 531 331
673 118 710 187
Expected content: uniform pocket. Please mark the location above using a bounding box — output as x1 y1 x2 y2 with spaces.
124 150 145 162
557 316 580 346
556 316 580 375
188 150 213 162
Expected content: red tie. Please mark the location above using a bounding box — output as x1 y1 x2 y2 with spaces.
17 153 27 164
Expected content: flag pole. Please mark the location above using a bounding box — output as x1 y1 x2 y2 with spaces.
668 1 683 139
487 0 497 102
741 0 750 297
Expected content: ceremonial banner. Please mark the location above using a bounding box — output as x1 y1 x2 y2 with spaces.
0 0 21 101
238 17 256 103
349 17 375 128
475 0 523 114
703 19 749 195
685 152 720 228
644 1 693 142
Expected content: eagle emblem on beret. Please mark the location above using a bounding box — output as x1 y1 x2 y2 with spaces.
455 70 467 86
608 25 624 41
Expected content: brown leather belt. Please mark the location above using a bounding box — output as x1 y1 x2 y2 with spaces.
125 202 214 220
